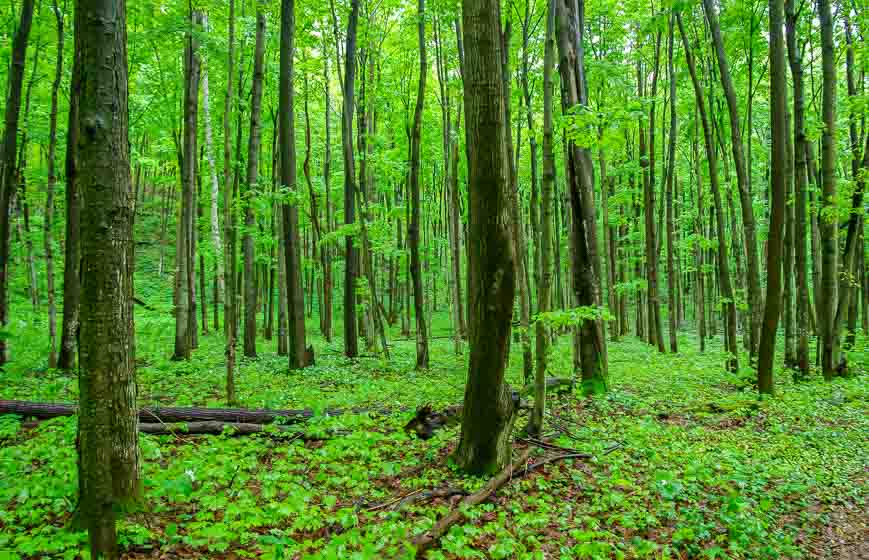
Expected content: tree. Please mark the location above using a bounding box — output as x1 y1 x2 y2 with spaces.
280 0 308 369
528 0 556 438
341 0 361 359
0 0 35 366
555 0 608 393
223 0 238 405
664 12 678 354
454 0 517 475
174 10 203 361
702 0 762 360
757 0 787 395
409 0 430 369
74 0 141 554
45 0 66 369
677 11 739 372
243 8 267 359
816 0 837 380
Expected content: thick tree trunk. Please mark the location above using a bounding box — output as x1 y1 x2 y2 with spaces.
242 10 266 359
757 0 787 396
279 0 308 369
409 0 430 369
678 13 738 372
0 0 35 366
45 0 65 370
454 0 517 475
74 0 142 554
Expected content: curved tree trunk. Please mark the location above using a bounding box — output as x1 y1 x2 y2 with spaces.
454 0 517 475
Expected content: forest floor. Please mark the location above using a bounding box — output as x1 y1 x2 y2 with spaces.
0 262 867 559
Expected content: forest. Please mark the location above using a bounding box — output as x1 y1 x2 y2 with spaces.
0 0 866 557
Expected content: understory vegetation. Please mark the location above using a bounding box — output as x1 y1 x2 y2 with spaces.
1 275 866 558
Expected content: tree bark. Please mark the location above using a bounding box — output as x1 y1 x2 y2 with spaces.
174 11 203 360
757 0 787 395
409 0 430 369
528 0 556 438
555 0 608 392
280 0 308 369
665 13 678 354
702 0 762 360
678 13 738 372
341 0 361 359
74 0 142 554
817 0 838 380
45 0 65 370
454 0 517 475
0 0 35 366
242 9 266 359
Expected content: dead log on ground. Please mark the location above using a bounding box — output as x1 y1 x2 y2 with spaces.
0 399 392 425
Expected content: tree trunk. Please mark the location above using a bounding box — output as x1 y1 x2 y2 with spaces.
243 10 266 359
454 0 517 475
279 0 308 369
678 13 738 372
0 0 35 366
322 55 333 342
555 0 608 393
817 0 838 380
702 0 762 360
665 13 678 354
201 29 224 324
174 11 203 360
75 0 142 554
409 0 430 369
223 0 237 406
528 0 556 437
45 0 65 370
341 0 361 359
757 0 787 396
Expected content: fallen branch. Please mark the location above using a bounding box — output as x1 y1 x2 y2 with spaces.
0 399 393 426
411 448 533 556
138 421 318 438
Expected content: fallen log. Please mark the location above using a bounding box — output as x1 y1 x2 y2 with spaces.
411 448 533 556
0 399 392 425
138 421 310 437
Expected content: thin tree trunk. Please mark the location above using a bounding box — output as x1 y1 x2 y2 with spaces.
556 0 608 392
322 55 333 342
242 9 266 359
201 27 224 322
529 0 556 437
665 13 678 354
408 0 430 369
223 0 237 406
757 0 787 396
702 0 762 360
45 0 65 369
817 0 838 380
279 0 308 369
678 13 738 372
0 0 35 366
341 0 361 359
